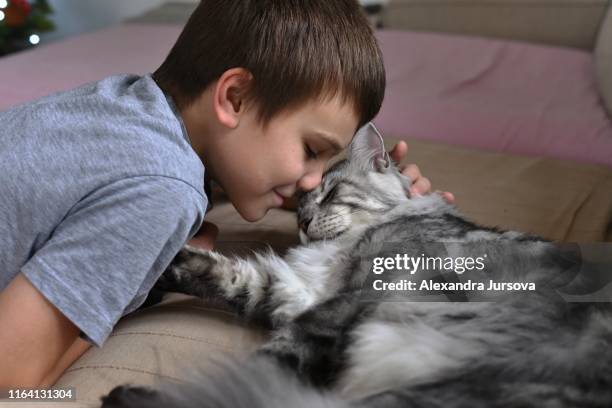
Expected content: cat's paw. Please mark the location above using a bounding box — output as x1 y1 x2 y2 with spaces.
154 265 182 292
175 245 218 273
155 245 230 298
100 385 161 408
155 246 218 293
154 264 186 293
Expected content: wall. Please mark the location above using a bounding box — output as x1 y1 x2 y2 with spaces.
40 0 376 44
42 0 174 42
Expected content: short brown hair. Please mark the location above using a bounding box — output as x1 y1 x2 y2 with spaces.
153 0 385 128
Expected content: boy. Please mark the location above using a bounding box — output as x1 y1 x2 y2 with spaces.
0 0 450 387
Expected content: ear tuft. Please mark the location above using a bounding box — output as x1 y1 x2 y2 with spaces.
348 122 390 172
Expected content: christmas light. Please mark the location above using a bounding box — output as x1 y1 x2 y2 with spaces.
1 0 54 56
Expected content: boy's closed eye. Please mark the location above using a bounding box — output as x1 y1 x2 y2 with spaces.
304 143 319 160
304 131 344 162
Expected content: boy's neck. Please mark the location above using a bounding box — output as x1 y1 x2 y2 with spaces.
178 89 220 181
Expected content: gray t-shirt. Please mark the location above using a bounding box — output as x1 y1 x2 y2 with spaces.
0 74 207 347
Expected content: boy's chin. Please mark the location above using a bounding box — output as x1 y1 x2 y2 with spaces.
233 202 268 223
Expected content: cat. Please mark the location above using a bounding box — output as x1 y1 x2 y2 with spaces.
101 123 612 408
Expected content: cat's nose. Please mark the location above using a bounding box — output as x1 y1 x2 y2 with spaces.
298 218 312 233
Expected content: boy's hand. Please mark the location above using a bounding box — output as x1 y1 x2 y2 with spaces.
187 221 219 250
280 140 455 211
388 141 455 203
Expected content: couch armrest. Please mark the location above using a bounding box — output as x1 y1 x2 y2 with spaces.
381 0 609 50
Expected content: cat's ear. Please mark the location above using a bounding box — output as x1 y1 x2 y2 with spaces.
348 122 390 172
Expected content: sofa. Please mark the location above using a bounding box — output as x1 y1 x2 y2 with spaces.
1 1 611 406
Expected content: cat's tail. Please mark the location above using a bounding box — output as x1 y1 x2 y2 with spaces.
153 356 352 408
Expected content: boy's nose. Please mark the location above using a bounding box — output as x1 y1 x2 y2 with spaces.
298 175 321 192
297 169 323 192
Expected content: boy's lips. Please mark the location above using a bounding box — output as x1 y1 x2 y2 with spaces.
273 189 286 206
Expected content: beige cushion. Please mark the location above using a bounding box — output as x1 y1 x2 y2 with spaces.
54 138 612 405
389 139 612 243
382 0 608 50
54 294 268 407
595 3 612 116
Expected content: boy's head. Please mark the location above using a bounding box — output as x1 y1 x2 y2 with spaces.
153 0 386 221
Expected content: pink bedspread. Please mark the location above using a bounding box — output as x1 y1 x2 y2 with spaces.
375 31 612 167
1 24 610 166
0 24 182 108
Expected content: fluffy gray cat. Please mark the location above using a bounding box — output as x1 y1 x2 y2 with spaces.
102 124 612 408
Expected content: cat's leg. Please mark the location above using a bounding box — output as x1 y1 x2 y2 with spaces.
155 245 268 317
101 385 174 408
156 245 322 326
102 358 354 408
258 293 368 387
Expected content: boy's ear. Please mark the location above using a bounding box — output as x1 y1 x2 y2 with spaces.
213 68 253 129
348 122 390 172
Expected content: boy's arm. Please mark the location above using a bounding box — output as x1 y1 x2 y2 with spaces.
40 336 92 387
0 273 85 387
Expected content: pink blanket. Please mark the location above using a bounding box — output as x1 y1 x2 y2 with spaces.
1 24 610 166
0 24 181 108
375 31 612 167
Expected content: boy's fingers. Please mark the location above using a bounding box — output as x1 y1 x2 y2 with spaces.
388 141 408 164
400 163 429 195
401 164 422 185
410 176 432 197
439 191 456 204
389 160 457 203
187 221 219 250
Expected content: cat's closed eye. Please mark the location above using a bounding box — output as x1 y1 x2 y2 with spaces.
320 184 339 205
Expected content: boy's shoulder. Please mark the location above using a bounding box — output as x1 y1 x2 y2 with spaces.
2 74 205 195
12 74 170 122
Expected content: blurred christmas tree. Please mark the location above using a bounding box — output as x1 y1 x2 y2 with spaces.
0 0 54 56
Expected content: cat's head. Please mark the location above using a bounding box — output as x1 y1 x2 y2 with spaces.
297 123 412 242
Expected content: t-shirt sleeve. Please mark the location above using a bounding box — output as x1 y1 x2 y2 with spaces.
21 176 206 347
